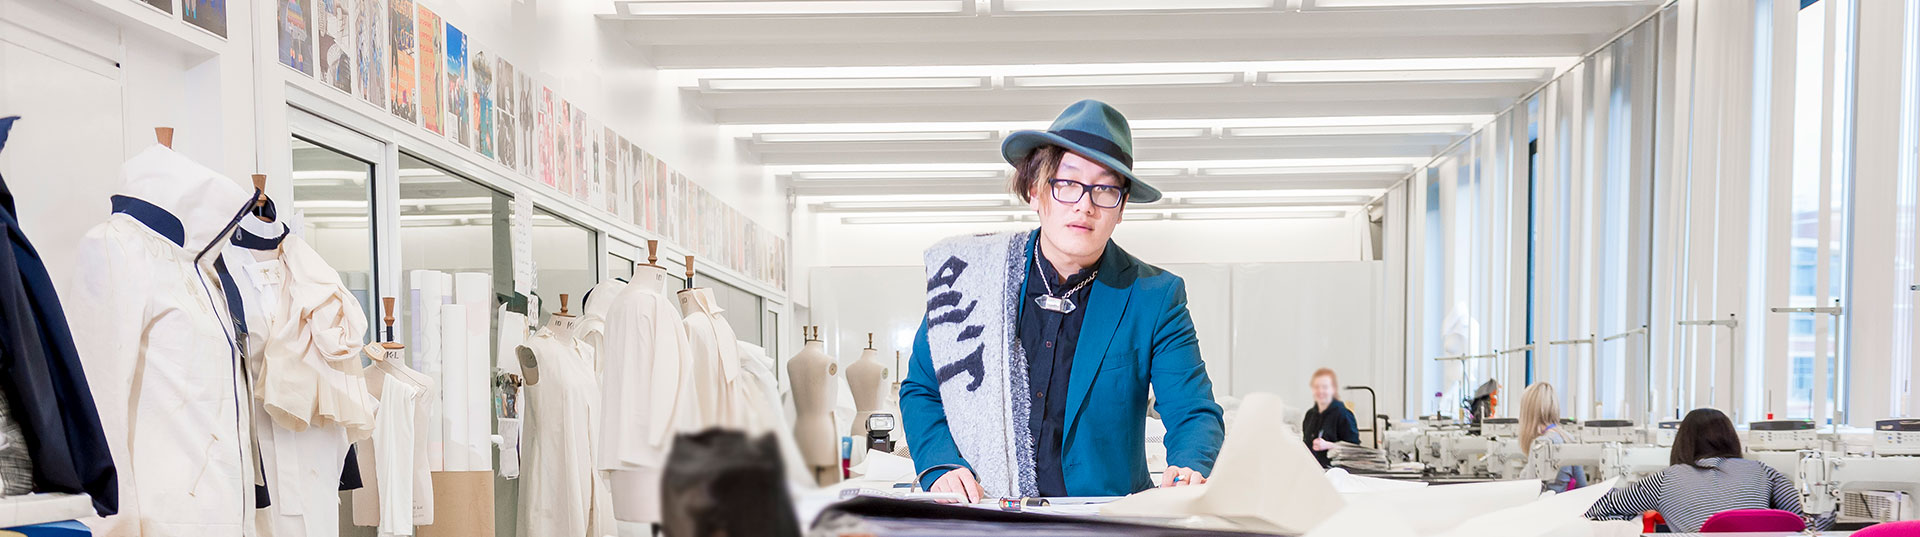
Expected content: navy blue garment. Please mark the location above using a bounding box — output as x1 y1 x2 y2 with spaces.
1302 399 1360 469
1018 240 1098 498
0 116 121 515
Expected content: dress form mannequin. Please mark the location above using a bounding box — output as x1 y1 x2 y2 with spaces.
846 334 891 442
787 326 840 485
515 294 612 537
599 243 698 525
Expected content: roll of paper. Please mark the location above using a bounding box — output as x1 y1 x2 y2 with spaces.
441 304 469 471
453 272 493 471
412 270 447 471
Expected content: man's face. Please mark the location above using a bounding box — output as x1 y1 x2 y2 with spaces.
1028 150 1126 263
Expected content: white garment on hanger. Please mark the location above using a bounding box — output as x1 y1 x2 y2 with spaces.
597 267 696 524
376 378 420 537
578 278 628 365
352 349 436 531
70 145 258 536
225 216 368 537
680 289 745 428
517 329 614 537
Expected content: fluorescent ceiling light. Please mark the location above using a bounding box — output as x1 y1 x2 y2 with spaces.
1130 168 1187 177
1131 128 1212 140
792 170 1004 181
1260 68 1553 84
703 77 988 91
1180 195 1374 206
292 200 372 209
1000 0 1273 12
1006 73 1241 88
669 58 1576 88
1310 0 1640 7
843 215 1015 225
1225 124 1469 137
1172 210 1346 221
623 0 965 16
725 114 1493 137
756 131 996 143
1198 164 1414 176
819 199 1013 210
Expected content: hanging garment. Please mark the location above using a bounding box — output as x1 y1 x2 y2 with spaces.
680 289 745 428
69 144 259 536
351 350 436 533
226 214 375 537
735 342 815 488
576 278 627 367
0 384 32 497
516 329 614 537
349 349 435 533
597 267 696 524
0 116 119 516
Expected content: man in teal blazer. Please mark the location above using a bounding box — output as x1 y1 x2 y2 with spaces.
900 100 1225 500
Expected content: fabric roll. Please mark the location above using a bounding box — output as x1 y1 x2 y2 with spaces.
376 379 420 537
440 304 469 471
454 274 490 472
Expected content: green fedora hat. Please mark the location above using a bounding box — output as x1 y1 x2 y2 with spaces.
1002 99 1161 204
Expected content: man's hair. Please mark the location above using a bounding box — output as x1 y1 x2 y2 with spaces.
1670 408 1744 467
1009 145 1129 203
1010 145 1067 203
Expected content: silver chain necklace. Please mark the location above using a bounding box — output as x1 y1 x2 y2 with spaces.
1034 251 1096 314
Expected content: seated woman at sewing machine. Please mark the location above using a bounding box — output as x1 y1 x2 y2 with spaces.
1584 408 1834 532
1516 383 1584 492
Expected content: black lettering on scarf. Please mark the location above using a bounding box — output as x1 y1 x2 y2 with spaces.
926 254 988 391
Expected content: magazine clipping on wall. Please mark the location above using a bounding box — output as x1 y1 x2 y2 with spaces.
495 59 517 170
604 128 621 216
539 88 556 188
585 116 603 209
388 0 418 121
277 0 313 75
183 0 226 38
622 139 640 224
568 107 583 202
353 0 386 108
315 0 351 93
416 5 443 134
445 22 471 148
474 47 496 159
518 73 536 176
557 100 573 196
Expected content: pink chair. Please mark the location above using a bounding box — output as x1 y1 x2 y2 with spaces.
1854 520 1920 537
1697 509 1807 533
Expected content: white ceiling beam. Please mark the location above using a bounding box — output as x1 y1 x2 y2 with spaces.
686 80 1542 110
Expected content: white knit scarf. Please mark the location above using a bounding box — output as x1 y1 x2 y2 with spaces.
921 230 1037 498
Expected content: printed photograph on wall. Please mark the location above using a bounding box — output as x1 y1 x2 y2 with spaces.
556 101 572 195
638 152 655 232
494 59 516 169
276 0 313 75
617 137 634 221
138 0 171 14
539 87 555 187
571 109 588 202
416 5 442 134
315 0 352 94
387 0 416 121
586 119 605 210
183 0 226 38
653 157 670 235
444 22 470 148
517 74 535 176
352 0 386 108
603 127 619 215
473 48 495 159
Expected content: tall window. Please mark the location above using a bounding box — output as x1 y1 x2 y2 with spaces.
1783 0 1852 421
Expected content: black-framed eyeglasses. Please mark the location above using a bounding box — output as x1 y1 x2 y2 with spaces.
1047 178 1127 209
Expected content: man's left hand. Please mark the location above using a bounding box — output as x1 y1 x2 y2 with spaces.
1159 466 1207 488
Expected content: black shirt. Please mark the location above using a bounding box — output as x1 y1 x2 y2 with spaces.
1019 247 1097 497
1302 399 1360 469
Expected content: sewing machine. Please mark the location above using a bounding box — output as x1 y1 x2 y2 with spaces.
1653 420 1681 446
1579 419 1642 444
1875 418 1920 456
1747 419 1822 451
1800 452 1920 523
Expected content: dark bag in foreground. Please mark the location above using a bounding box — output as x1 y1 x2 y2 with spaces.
661 429 802 537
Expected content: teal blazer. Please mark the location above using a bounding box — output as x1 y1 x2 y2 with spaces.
900 234 1225 496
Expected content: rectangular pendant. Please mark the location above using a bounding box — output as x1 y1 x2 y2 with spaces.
1034 295 1076 314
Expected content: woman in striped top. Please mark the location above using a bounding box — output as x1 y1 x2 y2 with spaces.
1584 408 1836 532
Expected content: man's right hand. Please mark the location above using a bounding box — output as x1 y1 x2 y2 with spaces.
929 467 983 503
